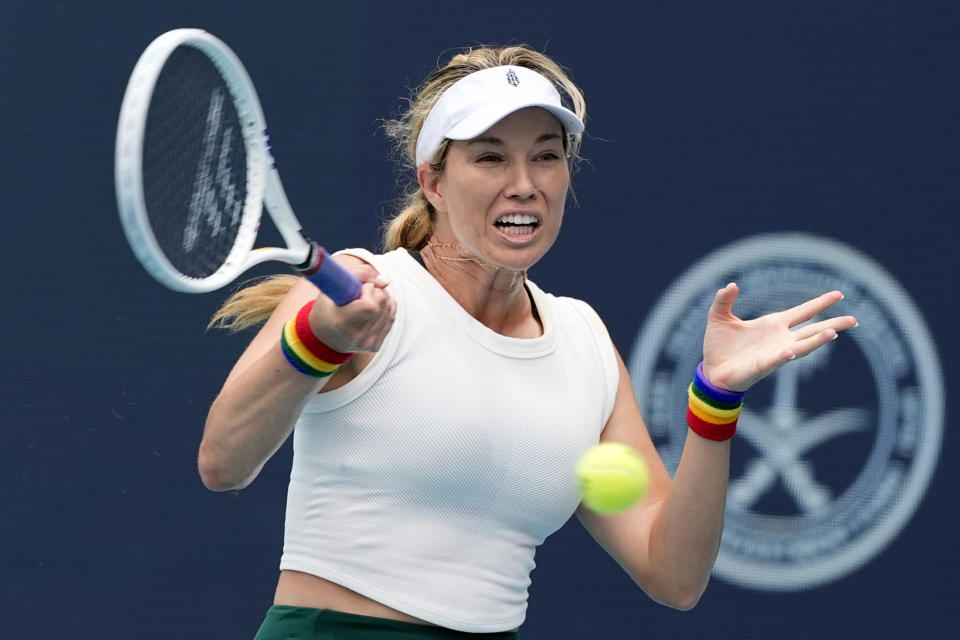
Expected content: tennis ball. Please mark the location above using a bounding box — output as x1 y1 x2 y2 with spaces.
576 443 650 515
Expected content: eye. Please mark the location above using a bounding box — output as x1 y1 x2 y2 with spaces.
537 151 562 161
476 153 502 163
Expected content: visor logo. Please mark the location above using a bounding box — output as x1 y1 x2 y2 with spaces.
506 69 519 87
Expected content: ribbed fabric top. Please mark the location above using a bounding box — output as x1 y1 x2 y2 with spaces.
279 248 619 633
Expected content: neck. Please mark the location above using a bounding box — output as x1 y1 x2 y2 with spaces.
420 239 541 338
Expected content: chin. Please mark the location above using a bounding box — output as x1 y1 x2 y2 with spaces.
495 248 547 273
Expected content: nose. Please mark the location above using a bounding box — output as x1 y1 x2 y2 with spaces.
505 161 536 200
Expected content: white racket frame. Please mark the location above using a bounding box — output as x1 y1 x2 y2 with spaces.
115 28 310 293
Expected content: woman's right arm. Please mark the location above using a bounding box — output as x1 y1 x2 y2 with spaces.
198 259 395 491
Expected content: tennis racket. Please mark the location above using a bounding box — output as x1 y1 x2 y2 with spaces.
115 28 362 304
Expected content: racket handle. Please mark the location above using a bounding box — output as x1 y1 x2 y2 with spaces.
298 243 364 306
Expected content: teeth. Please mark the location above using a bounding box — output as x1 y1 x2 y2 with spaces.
502 225 536 235
497 214 538 225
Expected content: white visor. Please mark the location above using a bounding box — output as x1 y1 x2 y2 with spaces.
415 65 584 166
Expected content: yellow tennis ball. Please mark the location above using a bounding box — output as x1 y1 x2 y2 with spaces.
576 443 650 515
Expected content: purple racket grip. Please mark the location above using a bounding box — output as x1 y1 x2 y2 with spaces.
301 245 364 306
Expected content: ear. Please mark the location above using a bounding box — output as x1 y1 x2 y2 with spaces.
417 162 445 212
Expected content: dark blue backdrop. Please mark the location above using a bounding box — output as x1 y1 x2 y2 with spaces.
2 1 957 638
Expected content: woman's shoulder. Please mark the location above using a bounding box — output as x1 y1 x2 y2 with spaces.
334 247 410 271
333 248 420 302
527 281 607 328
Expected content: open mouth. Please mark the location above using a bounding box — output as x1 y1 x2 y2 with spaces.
494 213 540 236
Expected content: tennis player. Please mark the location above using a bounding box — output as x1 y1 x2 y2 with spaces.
198 45 857 639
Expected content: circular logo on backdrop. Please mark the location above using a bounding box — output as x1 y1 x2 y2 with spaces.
627 233 944 591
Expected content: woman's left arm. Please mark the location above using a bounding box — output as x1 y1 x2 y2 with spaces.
577 284 857 610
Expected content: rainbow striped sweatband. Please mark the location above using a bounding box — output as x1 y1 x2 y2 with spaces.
280 301 354 377
686 362 744 441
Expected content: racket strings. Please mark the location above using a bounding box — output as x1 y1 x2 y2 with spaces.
142 46 249 279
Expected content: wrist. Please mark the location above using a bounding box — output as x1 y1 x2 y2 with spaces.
695 362 745 400
686 361 744 441
280 301 354 377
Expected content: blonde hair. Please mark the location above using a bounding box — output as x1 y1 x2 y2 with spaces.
210 45 586 332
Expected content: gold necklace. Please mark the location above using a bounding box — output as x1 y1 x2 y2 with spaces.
425 241 528 280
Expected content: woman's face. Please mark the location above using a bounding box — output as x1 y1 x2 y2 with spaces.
426 107 571 273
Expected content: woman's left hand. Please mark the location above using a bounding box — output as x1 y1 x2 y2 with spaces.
701 284 858 392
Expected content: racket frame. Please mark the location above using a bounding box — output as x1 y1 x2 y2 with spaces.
115 28 316 293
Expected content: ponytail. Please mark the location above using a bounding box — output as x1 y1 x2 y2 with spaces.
384 189 435 251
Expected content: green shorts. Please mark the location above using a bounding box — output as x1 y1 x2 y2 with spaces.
253 605 522 639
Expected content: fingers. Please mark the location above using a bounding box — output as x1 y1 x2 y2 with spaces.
363 296 397 351
761 348 800 375
709 282 740 319
346 282 396 352
353 263 390 289
788 329 839 360
350 281 390 318
784 308 857 361
785 290 845 328
331 255 391 289
308 279 396 353
358 280 396 324
788 314 858 359
790 314 858 340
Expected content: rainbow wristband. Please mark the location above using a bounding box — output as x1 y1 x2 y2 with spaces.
280 301 354 378
686 362 744 441
695 362 746 403
686 407 738 441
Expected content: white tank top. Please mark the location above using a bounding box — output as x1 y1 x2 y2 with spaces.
279 248 619 633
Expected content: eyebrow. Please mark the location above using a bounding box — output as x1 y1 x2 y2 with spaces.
467 132 563 146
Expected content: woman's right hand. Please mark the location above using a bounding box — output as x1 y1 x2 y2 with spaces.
307 258 396 354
